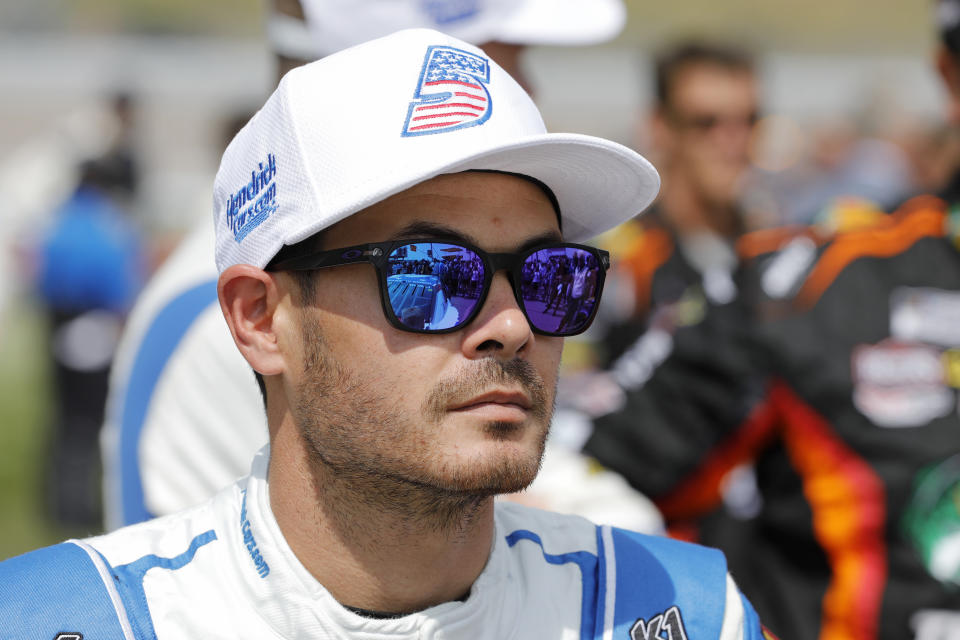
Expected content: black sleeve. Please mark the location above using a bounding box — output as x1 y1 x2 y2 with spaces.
583 290 770 501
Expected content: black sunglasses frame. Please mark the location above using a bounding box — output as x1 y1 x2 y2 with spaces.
267 238 610 337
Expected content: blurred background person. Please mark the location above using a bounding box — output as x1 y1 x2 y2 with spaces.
100 0 661 536
550 39 766 541
597 41 760 367
100 110 260 529
90 92 140 211
577 2 960 637
28 151 145 528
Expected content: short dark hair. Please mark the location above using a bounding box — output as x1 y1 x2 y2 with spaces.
253 232 325 408
654 41 754 109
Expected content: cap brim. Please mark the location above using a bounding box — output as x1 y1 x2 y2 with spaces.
299 132 659 245
447 133 659 241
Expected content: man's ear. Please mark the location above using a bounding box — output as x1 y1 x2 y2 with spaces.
218 264 286 376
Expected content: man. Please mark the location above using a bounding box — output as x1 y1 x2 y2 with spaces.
100 0 640 529
0 29 768 638
600 41 759 366
34 156 144 528
579 5 960 638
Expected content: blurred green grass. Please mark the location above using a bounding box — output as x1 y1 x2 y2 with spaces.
0 300 89 560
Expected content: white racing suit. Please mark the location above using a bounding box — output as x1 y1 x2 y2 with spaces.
2 448 766 639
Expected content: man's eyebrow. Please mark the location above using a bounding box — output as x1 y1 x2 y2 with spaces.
394 222 474 243
393 222 563 252
517 231 564 253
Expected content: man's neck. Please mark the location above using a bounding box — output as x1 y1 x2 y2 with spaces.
657 171 740 239
267 419 496 615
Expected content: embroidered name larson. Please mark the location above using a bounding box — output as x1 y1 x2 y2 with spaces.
226 153 278 243
240 490 270 578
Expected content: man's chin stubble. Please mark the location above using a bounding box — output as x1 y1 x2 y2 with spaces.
293 314 556 533
302 442 544 539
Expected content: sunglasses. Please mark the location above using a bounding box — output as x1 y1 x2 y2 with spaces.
268 238 610 337
669 110 760 133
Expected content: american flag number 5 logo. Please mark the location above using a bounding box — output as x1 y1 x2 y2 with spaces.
401 45 491 137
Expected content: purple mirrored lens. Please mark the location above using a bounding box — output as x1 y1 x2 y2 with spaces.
386 242 483 331
520 247 601 335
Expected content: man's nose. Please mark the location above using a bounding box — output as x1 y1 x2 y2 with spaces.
460 273 533 360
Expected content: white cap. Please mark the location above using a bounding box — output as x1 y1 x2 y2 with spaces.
270 0 626 59
213 28 659 272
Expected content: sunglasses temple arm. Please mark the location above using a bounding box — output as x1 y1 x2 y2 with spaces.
599 251 611 270
269 245 384 271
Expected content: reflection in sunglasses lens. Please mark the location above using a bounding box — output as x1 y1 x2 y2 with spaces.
385 242 601 335
520 247 599 334
386 243 483 331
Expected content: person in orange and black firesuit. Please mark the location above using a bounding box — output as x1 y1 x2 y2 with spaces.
574 5 960 639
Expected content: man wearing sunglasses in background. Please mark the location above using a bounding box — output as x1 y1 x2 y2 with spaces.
0 29 771 638
600 41 760 366
577 7 960 638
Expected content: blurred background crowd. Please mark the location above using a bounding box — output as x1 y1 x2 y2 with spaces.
2 0 960 638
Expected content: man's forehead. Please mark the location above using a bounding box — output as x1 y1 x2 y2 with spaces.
390 220 562 253
320 172 562 250
672 65 756 98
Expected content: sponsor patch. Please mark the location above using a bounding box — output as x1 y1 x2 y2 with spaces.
902 456 960 587
611 328 674 392
852 340 954 428
702 267 737 305
226 153 278 244
760 236 817 300
402 45 491 136
945 350 960 388
911 609 960 639
630 605 688 640
891 287 960 348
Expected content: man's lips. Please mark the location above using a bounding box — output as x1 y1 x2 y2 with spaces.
448 390 533 412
